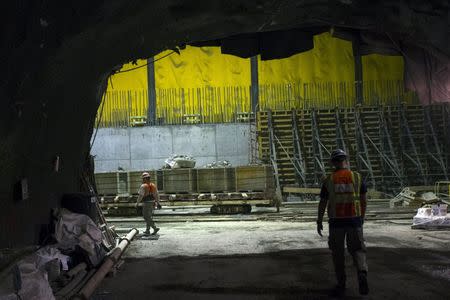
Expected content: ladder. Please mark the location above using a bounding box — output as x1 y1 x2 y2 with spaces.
82 172 118 250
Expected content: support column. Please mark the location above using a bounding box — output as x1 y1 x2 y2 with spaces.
250 56 259 113
147 57 157 125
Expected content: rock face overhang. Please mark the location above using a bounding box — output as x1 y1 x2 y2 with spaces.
0 0 448 247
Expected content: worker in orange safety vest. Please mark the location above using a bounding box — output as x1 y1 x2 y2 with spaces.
317 149 369 297
135 172 160 235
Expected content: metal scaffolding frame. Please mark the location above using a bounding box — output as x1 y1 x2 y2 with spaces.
267 110 282 196
311 108 326 185
378 107 404 187
354 106 376 188
248 110 259 164
443 104 450 147
334 107 349 160
257 104 449 194
291 109 307 187
399 104 426 184
424 106 448 180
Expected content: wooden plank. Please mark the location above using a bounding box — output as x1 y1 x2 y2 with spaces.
283 187 321 194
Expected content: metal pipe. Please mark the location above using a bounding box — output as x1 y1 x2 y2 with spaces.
72 228 138 300
65 269 96 300
55 270 88 297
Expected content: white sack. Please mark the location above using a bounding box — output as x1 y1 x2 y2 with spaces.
54 208 102 254
35 246 70 271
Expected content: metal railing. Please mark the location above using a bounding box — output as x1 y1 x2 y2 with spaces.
95 80 419 127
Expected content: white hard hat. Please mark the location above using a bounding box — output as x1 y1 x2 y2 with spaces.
141 172 151 178
330 149 347 161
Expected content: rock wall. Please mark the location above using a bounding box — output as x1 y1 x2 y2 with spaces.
1 0 448 247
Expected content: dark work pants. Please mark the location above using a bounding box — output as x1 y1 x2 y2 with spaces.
328 226 368 286
142 202 156 231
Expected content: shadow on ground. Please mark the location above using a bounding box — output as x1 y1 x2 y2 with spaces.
95 247 450 300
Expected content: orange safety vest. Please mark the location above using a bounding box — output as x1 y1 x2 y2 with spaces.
325 169 362 219
142 183 157 202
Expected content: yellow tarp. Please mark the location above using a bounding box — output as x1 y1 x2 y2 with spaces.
153 46 251 122
258 32 356 108
154 46 251 88
99 33 411 125
258 32 354 84
107 59 148 90
362 54 407 105
101 59 149 126
362 54 404 81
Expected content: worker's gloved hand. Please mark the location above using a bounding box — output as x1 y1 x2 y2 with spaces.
317 220 323 237
134 202 139 208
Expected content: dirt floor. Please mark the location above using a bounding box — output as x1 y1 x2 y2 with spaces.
96 221 450 299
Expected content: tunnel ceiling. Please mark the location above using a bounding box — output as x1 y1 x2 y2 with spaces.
0 0 449 247
2 1 449 103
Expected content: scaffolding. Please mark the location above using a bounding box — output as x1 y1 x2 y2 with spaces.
258 103 450 193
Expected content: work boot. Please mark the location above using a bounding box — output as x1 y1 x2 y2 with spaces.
329 284 346 298
358 271 369 295
152 227 160 235
143 230 150 235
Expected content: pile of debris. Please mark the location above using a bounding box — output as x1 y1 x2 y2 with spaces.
203 160 232 168
390 188 441 208
0 194 137 300
164 154 196 169
412 203 450 229
391 187 450 230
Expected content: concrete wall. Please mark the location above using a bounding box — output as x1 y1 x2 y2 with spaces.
91 124 250 172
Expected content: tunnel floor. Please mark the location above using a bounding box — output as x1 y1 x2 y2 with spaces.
95 221 450 299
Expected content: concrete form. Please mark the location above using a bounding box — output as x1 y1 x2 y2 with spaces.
91 124 250 172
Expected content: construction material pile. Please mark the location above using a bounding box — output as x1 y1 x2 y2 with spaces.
0 194 120 300
412 204 450 229
203 160 232 168
390 188 440 208
164 154 196 169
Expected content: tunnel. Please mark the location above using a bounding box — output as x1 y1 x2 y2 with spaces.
1 1 449 299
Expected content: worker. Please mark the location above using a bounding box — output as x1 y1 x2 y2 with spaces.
317 149 369 297
135 172 160 235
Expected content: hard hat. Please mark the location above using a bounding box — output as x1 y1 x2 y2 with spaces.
141 172 151 179
330 149 347 161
